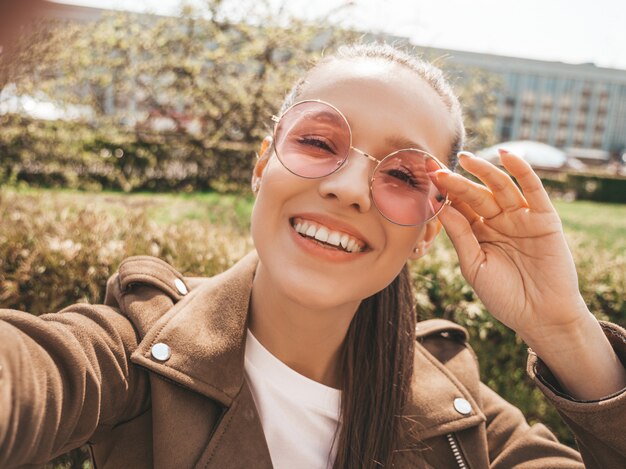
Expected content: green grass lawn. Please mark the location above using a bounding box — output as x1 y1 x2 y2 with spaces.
5 187 255 231
553 199 626 251
6 187 625 252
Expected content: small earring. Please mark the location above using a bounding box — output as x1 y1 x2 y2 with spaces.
413 246 420 254
252 180 260 193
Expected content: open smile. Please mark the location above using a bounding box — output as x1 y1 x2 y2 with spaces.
289 217 369 254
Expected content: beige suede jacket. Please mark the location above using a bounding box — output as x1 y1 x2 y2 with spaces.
1 252 625 468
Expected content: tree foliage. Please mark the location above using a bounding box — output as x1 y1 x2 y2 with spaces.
1 1 499 193
4 1 356 143
1 1 360 193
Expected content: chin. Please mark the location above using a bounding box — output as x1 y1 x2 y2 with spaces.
279 267 384 311
283 274 353 309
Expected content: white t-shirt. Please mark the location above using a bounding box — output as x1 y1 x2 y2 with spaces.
244 329 342 469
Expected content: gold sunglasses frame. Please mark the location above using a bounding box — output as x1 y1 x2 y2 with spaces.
270 99 451 227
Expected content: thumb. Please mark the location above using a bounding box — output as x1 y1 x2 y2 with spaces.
438 204 484 282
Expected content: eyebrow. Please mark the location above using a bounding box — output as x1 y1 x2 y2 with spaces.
384 135 430 154
312 110 344 124
272 110 344 124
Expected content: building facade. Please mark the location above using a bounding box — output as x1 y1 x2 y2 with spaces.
415 46 626 156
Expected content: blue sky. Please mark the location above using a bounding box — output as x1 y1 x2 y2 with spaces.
53 0 626 70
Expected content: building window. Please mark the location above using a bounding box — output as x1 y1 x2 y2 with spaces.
581 84 592 98
501 125 512 141
522 90 535 104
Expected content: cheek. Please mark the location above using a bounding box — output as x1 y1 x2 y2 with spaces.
250 190 281 256
250 158 303 252
384 224 424 257
354 226 422 295
256 156 300 200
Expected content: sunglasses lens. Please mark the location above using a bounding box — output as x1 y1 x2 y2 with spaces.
274 101 350 178
372 150 447 226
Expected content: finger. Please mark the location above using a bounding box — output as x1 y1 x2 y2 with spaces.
438 203 485 281
458 151 528 212
498 149 555 213
434 169 501 219
449 197 482 226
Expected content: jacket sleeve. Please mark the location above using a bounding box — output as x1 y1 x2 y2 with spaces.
417 320 586 467
480 382 584 468
0 303 149 467
526 320 626 469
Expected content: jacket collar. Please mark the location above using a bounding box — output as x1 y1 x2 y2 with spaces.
130 251 484 438
131 251 257 405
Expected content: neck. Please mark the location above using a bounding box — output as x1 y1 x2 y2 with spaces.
249 261 359 389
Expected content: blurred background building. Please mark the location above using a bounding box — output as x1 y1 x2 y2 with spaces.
416 46 626 162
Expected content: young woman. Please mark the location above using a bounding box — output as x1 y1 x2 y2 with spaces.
1 43 625 469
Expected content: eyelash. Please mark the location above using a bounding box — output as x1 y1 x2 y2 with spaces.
298 137 337 155
387 167 419 187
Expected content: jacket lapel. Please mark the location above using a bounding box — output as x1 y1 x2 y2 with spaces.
194 381 274 469
130 251 258 406
402 343 486 442
130 251 274 468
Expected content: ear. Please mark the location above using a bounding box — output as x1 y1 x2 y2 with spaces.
251 136 272 193
409 218 443 260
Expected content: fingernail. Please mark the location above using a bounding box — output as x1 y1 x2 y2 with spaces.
457 151 475 159
430 168 451 179
498 148 510 155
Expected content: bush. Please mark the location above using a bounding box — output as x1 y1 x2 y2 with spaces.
1 189 624 463
568 174 626 203
0 190 251 314
540 172 626 203
0 114 256 192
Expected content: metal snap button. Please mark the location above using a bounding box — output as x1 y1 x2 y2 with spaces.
174 278 188 295
453 397 472 415
151 343 171 361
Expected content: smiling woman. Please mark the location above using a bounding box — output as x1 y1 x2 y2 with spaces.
1 43 626 469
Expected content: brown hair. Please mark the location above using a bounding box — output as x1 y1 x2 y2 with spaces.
274 43 465 468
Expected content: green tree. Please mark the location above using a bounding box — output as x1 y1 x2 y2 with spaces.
454 66 502 151
2 0 359 191
1 2 499 193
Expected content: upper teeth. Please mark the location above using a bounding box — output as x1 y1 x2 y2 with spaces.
293 218 364 253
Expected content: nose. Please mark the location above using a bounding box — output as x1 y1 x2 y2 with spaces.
317 149 373 214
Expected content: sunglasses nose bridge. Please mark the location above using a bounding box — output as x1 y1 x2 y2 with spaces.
339 146 376 180
314 147 373 216
350 146 379 165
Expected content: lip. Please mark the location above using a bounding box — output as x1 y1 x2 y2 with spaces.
288 212 371 262
289 224 367 261
289 212 371 249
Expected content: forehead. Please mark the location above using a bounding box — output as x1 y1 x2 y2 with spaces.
296 58 456 163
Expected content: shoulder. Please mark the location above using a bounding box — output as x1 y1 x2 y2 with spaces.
416 318 471 360
416 318 469 343
415 318 482 393
104 255 207 334
105 252 258 336
105 256 205 304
